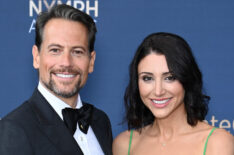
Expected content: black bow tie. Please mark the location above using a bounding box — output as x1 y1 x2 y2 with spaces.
62 104 94 135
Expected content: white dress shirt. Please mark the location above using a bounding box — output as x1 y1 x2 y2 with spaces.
38 82 104 155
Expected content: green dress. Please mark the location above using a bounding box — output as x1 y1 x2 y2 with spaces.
128 127 216 155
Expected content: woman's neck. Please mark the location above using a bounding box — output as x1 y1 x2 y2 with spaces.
149 103 191 138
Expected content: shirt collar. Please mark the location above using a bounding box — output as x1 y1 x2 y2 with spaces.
38 82 82 120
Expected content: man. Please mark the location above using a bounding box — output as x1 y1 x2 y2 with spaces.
0 4 113 155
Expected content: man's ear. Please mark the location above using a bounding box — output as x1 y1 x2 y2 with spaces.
32 45 40 69
88 51 96 73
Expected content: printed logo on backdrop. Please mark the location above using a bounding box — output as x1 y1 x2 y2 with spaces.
29 0 98 33
205 115 234 133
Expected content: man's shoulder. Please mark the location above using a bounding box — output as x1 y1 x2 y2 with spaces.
1 100 35 124
0 99 39 141
93 105 108 116
84 102 112 130
2 89 46 122
83 102 109 119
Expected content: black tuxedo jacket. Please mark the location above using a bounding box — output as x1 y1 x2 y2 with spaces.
0 89 113 155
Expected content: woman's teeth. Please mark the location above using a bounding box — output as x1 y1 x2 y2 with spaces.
152 99 170 104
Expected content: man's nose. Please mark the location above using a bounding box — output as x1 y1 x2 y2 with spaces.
60 51 72 67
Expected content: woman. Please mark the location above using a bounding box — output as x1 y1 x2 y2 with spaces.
113 32 234 155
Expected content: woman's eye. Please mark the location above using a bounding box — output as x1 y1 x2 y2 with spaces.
165 75 176 81
142 76 153 81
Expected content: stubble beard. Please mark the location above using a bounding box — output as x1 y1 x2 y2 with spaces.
42 71 82 98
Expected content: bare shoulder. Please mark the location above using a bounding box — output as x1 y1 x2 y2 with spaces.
113 130 132 155
206 128 234 155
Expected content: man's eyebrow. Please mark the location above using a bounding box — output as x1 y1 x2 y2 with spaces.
71 46 87 51
47 44 63 48
47 44 87 51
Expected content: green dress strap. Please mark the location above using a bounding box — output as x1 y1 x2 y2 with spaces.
203 127 216 155
128 130 133 155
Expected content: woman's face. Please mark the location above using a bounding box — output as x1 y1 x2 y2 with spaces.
138 53 185 119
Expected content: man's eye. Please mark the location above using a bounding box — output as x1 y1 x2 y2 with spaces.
165 75 176 81
142 76 153 81
73 50 84 55
50 48 59 53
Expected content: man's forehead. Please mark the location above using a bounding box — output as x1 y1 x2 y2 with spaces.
41 18 89 47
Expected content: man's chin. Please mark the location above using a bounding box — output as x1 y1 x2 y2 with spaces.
44 84 79 99
53 89 79 99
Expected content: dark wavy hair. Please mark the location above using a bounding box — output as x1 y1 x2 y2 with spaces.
124 32 210 130
35 4 97 52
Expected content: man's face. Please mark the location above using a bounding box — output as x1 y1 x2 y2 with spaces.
32 18 95 101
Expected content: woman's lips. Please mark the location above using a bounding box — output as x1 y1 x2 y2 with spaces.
151 98 171 108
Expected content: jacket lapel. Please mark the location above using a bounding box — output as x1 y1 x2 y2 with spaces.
90 109 111 155
29 89 84 155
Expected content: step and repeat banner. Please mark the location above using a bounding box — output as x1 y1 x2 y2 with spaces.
0 0 233 137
